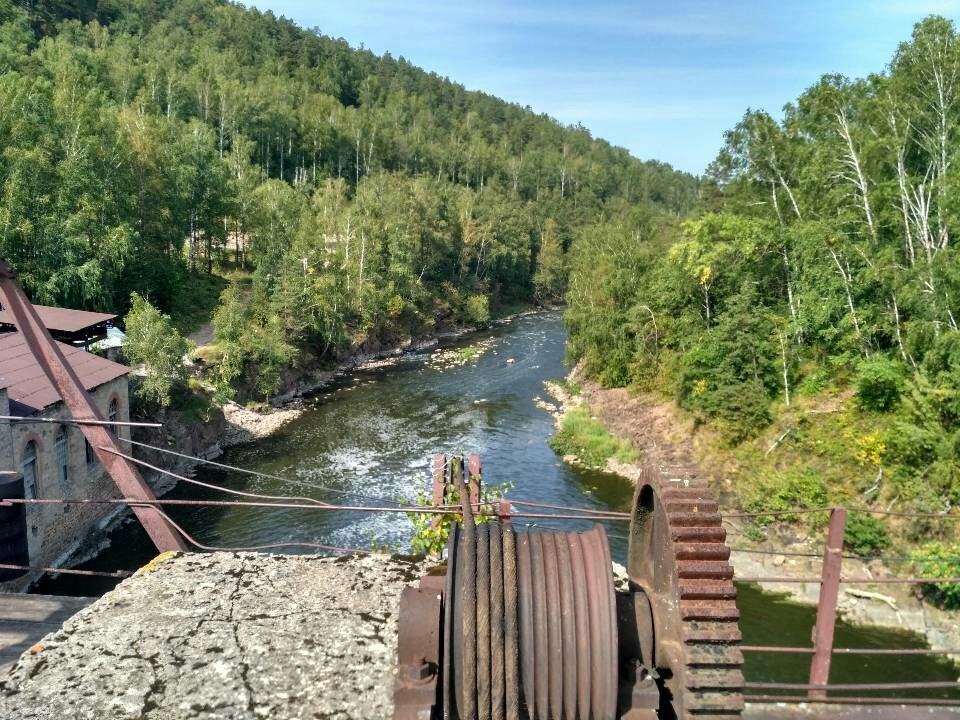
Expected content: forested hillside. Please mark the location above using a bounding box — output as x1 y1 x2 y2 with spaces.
0 0 695 395
566 16 960 546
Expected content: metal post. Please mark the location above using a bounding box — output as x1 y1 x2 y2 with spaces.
0 260 186 553
498 499 512 523
430 455 446 550
467 453 481 513
808 506 846 699
450 456 464 508
431 454 446 508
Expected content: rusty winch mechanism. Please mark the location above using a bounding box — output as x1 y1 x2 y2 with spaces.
395 458 743 720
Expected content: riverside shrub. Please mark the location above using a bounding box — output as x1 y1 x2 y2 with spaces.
843 513 890 557
912 542 960 610
855 359 905 412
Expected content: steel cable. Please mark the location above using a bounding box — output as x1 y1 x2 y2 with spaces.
116 437 414 507
489 521 506 720
502 525 520 720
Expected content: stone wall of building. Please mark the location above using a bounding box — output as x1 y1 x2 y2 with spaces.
0 389 12 473
1 376 131 590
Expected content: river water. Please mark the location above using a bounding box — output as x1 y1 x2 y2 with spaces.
40 311 960 698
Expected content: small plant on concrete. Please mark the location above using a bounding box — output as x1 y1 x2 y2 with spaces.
408 480 511 556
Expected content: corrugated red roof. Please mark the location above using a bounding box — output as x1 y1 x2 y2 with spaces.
0 333 129 414
0 304 116 333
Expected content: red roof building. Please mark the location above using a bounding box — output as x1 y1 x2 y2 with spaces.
0 332 129 415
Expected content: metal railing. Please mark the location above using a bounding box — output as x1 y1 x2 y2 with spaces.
735 506 960 706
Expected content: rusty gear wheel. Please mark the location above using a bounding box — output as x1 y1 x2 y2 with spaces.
626 464 744 719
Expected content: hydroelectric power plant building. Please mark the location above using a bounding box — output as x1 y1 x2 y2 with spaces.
0 307 130 591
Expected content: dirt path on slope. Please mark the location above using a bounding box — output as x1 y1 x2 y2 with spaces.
187 321 214 346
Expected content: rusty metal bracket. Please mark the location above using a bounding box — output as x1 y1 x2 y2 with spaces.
616 587 660 719
395 585 443 720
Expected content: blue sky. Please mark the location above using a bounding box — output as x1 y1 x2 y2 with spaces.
248 1 960 175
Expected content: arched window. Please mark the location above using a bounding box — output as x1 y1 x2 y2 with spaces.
22 440 38 499
55 427 69 487
108 398 119 429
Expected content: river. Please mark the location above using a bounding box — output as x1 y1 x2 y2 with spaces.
39 310 960 698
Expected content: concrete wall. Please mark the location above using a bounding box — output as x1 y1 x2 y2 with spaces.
1 376 130 589
0 552 419 719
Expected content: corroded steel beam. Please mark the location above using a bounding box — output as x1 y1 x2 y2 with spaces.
808 506 846 699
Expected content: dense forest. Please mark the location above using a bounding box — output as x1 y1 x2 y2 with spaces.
0 0 695 396
566 16 960 548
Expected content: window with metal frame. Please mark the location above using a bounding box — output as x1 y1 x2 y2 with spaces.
55 427 69 487
22 440 38 499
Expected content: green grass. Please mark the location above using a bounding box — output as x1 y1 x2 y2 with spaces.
168 270 229 334
455 345 481 363
191 342 224 364
702 386 923 548
556 379 582 396
549 406 640 468
730 396 889 514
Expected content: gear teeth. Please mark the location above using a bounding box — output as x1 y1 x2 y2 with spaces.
684 644 744 666
644 467 742 719
678 580 737 600
664 477 710 489
666 499 720 514
670 526 727 543
683 621 743 644
677 561 734 580
667 511 723 527
674 543 731 561
680 600 740 621
687 691 745 713
662 487 714 501
685 669 745 689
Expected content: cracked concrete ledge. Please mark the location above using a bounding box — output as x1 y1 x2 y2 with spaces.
0 551 428 720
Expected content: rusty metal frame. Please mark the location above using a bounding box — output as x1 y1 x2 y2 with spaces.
808 507 845 699
395 584 442 720
742 504 960 707
467 454 481 512
0 260 186 553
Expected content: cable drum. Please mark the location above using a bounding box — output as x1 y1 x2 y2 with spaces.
447 521 618 720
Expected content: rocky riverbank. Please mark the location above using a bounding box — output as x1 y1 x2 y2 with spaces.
543 368 960 663
267 307 548 406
